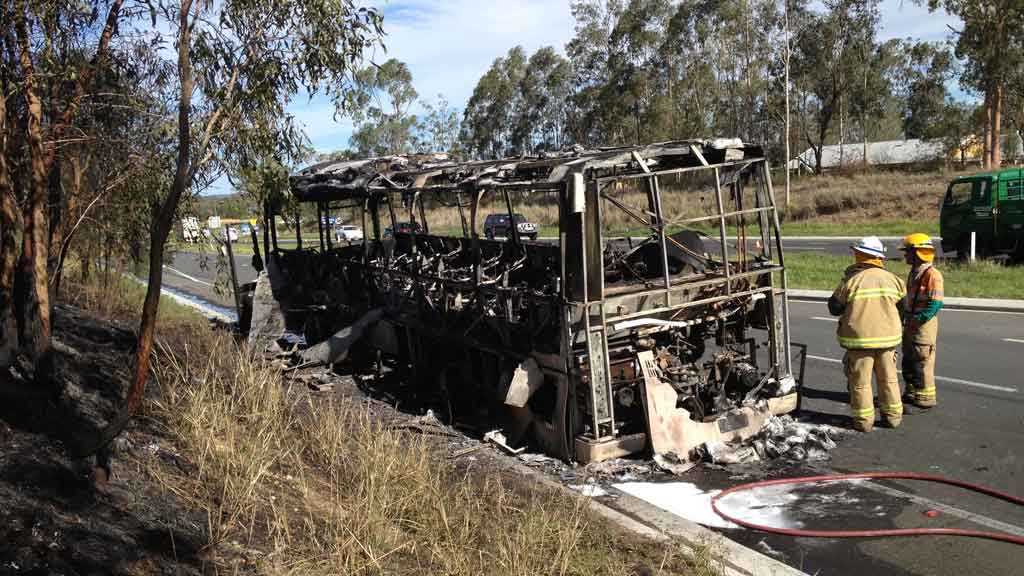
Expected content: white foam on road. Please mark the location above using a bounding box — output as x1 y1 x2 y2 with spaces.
128 275 237 323
810 316 838 322
568 484 608 497
613 482 739 529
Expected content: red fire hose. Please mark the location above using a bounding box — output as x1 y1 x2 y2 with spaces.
710 472 1024 546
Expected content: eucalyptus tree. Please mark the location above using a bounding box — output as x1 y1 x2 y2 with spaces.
460 47 528 158
900 41 957 139
791 0 880 172
349 58 419 155
925 0 1024 168
415 95 461 155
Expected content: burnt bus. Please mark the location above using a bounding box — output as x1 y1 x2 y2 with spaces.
262 140 798 463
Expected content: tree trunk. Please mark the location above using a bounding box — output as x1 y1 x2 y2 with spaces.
13 0 52 362
839 93 845 168
992 82 1003 169
783 0 791 206
52 154 83 299
983 89 992 169
0 82 18 366
81 0 195 457
46 153 64 297
862 62 868 169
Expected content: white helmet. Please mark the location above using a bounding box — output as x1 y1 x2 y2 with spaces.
852 236 886 259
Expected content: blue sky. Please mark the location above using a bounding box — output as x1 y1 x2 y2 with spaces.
207 0 960 195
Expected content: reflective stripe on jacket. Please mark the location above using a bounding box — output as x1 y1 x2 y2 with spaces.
831 264 906 350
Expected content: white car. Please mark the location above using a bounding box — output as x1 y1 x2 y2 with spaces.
221 227 239 242
335 225 364 242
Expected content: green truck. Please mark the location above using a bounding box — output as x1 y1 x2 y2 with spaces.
940 167 1024 260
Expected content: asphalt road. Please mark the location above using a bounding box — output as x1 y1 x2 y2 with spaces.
716 299 1024 575
161 249 259 310
160 246 1020 574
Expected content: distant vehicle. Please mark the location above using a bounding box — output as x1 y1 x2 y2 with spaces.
940 167 1024 261
335 224 364 242
483 213 538 241
179 216 201 243
221 227 239 242
384 221 423 238
240 224 251 234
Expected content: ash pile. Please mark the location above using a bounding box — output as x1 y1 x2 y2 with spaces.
513 415 851 483
696 415 848 466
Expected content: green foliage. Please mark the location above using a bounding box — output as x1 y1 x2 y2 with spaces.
460 44 573 158
415 94 461 154
349 58 419 155
902 41 957 139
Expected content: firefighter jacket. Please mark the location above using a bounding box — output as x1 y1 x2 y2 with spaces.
828 263 906 350
905 264 944 345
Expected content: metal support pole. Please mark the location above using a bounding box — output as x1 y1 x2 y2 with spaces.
713 168 731 293
316 202 326 252
325 203 334 250
223 225 242 320
763 161 793 377
503 189 520 246
417 193 430 234
270 207 279 252
970 231 976 262
249 224 263 273
651 175 671 297
295 211 302 249
456 191 469 237
262 201 271 259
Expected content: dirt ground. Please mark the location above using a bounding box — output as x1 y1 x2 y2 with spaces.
0 305 211 575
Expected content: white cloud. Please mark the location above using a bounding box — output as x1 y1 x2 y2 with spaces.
375 0 573 106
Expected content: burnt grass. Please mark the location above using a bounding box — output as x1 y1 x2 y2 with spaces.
0 306 210 575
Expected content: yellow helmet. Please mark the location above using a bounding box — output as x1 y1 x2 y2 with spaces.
902 233 935 262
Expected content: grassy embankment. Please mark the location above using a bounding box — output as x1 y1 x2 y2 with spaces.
61 269 720 575
410 169 950 238
784 253 1024 300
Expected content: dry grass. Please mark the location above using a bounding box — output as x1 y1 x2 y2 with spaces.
60 259 206 327
138 331 718 575
417 168 958 237
780 169 953 229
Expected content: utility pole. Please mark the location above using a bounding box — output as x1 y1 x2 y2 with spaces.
784 0 791 206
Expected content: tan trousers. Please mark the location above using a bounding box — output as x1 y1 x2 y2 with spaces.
902 339 937 407
844 348 902 432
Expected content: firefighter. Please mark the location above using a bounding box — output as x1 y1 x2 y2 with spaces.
901 233 943 408
828 236 906 432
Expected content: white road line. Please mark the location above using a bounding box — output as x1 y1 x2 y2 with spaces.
804 354 1018 393
860 480 1024 538
933 308 1024 316
811 316 838 322
163 265 215 287
1003 338 1024 344
790 299 1024 317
